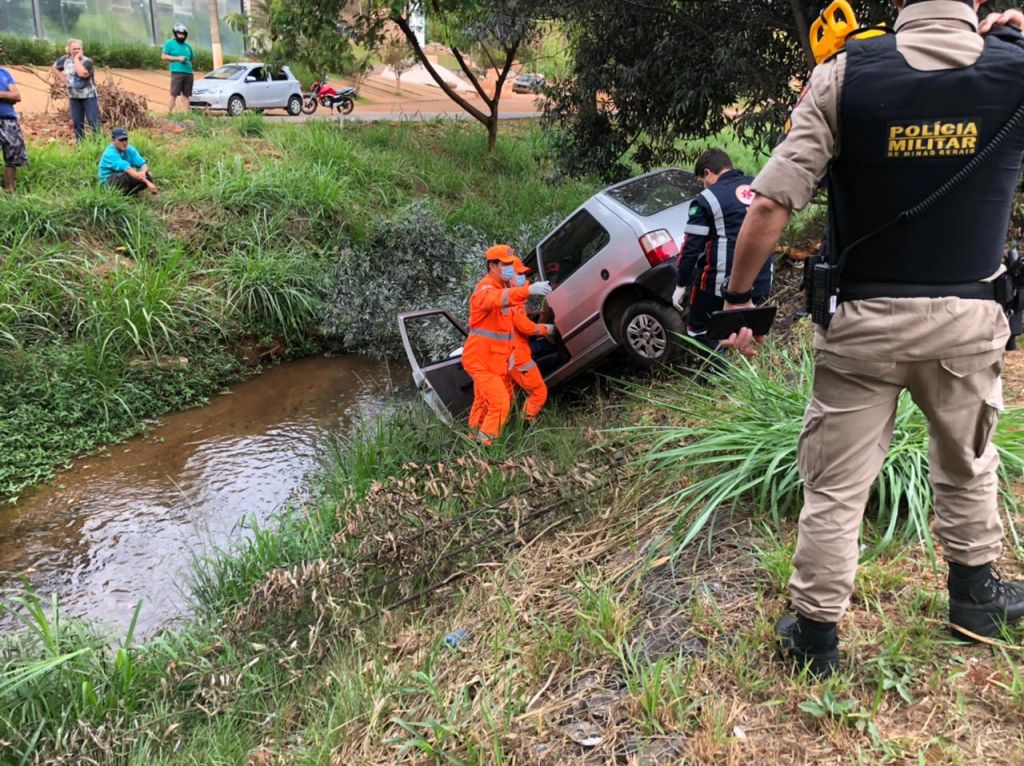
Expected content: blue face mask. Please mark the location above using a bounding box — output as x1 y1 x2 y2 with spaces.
514 274 527 287
500 265 517 281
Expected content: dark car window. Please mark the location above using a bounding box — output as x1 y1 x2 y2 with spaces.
271 69 290 81
539 209 610 286
605 169 703 217
248 67 268 82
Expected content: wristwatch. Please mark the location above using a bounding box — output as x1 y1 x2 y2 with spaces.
721 286 753 304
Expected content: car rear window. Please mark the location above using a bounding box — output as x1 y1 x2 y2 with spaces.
605 170 703 216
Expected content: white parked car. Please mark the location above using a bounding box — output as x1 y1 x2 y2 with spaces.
190 63 304 117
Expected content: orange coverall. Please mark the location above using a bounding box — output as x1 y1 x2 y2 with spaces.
463 273 531 443
508 306 551 420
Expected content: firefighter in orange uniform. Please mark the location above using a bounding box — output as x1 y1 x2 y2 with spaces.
507 257 556 422
464 245 552 444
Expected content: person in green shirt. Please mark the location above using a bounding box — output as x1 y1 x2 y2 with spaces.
161 23 194 114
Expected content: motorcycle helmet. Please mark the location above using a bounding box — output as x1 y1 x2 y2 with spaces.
173 23 188 40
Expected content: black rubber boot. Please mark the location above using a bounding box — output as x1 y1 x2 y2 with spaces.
948 562 1024 641
775 614 840 678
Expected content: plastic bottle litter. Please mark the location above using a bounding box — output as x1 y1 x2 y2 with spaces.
443 628 469 649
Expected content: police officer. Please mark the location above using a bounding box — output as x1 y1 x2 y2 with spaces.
673 149 773 352
720 0 1024 677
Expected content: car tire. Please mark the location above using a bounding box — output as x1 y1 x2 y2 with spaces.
618 299 684 369
227 95 246 117
286 94 303 116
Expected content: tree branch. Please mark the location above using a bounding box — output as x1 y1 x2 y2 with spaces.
391 13 489 125
451 46 491 106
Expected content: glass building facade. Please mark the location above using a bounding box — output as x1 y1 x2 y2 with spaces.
0 0 245 55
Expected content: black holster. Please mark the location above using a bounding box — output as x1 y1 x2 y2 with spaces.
1002 248 1024 351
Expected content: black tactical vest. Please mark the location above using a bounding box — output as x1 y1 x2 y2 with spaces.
831 34 1024 285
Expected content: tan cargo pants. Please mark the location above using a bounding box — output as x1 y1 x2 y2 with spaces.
790 346 1006 623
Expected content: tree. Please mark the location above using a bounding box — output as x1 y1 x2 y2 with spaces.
544 0 896 181
266 0 547 150
380 39 415 91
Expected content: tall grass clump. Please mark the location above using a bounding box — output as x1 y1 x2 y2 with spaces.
0 592 147 763
624 331 1024 558
214 246 325 342
76 247 220 361
232 111 266 138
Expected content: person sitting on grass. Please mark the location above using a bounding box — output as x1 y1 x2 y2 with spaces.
98 128 158 196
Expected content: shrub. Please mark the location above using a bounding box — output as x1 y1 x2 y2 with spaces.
320 201 487 359
0 34 56 65
0 33 229 70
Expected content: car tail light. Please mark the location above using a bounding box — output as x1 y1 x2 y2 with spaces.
639 229 678 267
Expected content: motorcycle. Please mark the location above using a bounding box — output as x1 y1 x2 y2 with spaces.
301 79 357 115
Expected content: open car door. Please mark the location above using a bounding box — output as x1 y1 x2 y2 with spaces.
397 309 474 423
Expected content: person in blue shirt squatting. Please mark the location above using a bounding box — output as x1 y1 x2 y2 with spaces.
98 128 158 196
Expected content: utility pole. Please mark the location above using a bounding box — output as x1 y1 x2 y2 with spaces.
209 0 224 68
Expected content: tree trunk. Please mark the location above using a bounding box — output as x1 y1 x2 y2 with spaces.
487 112 498 152
209 0 224 69
790 0 815 70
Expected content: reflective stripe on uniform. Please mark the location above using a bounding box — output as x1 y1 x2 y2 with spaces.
469 328 514 341
683 223 710 236
516 360 537 372
700 188 728 298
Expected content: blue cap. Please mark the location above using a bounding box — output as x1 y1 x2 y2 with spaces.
111 128 128 140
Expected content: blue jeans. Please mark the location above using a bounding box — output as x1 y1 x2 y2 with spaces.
69 97 100 142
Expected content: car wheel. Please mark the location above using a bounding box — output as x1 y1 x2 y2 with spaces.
286 94 303 116
300 94 318 114
618 299 684 369
227 94 246 117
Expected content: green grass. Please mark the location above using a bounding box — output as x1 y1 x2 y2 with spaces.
621 332 1024 559
2 118 596 502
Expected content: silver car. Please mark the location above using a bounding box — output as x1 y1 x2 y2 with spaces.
189 63 304 117
398 168 703 422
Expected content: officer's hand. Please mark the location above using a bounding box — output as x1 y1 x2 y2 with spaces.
980 9 1024 35
529 281 552 297
716 300 765 358
672 285 687 311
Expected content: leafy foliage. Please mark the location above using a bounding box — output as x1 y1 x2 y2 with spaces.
0 33 227 70
319 200 485 357
544 0 896 180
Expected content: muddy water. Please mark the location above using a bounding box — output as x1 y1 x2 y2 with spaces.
0 355 404 638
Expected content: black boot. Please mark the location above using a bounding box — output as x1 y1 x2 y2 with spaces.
948 562 1024 640
775 614 840 678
